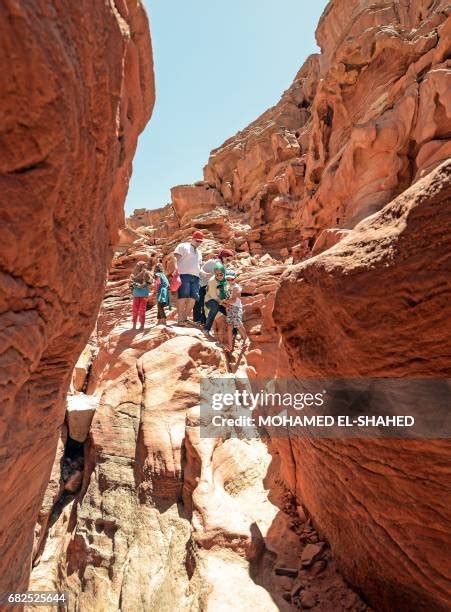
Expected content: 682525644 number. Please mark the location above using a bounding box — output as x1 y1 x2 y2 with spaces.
0 592 68 606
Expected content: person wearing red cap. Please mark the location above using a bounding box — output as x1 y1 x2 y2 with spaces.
173 231 204 325
194 248 235 325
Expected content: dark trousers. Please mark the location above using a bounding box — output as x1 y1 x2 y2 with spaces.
205 299 226 331
157 302 166 320
193 285 207 324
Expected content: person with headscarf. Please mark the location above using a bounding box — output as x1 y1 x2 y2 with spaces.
194 248 234 325
203 262 229 339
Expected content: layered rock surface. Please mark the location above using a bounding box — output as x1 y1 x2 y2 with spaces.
200 0 451 257
4 0 450 610
0 0 154 595
29 231 371 611
30 159 451 608
273 161 451 611
115 2 450 609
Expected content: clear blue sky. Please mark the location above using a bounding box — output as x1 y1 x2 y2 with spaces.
125 0 329 215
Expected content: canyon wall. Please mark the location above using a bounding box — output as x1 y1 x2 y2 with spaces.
274 161 451 611
0 0 154 594
10 0 450 610
266 3 450 608
200 0 451 257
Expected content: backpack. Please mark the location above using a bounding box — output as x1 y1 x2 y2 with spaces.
169 270 182 291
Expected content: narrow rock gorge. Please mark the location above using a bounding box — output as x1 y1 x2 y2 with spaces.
2 0 451 611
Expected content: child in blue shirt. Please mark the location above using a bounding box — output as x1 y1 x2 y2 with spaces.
154 263 170 325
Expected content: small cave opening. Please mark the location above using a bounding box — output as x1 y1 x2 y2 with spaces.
298 99 310 109
65 436 85 460
61 436 85 489
310 168 322 185
38 434 87 542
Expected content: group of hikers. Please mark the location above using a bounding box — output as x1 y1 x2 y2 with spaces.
129 231 249 353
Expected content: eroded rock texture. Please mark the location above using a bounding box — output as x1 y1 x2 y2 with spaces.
273 161 451 611
28 229 371 611
112 1 450 608
117 3 449 607
201 0 451 256
10 0 451 610
0 0 154 594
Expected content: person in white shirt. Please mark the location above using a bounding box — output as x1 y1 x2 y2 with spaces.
193 248 234 325
173 230 204 325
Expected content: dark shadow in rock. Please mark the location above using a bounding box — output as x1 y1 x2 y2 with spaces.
247 453 300 611
248 444 373 611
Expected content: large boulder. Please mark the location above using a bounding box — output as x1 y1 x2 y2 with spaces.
72 345 95 392
57 332 224 609
0 0 154 593
171 182 224 226
66 394 99 443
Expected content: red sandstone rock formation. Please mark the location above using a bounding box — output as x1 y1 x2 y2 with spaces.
7 0 450 610
127 204 171 229
171 182 225 226
28 227 370 610
273 161 451 611
202 0 451 256
0 0 154 595
93 1 449 607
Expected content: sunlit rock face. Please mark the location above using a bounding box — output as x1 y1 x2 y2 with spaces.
273 161 451 612
0 0 154 593
171 182 225 226
12 0 451 610
29 227 371 610
203 0 451 256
